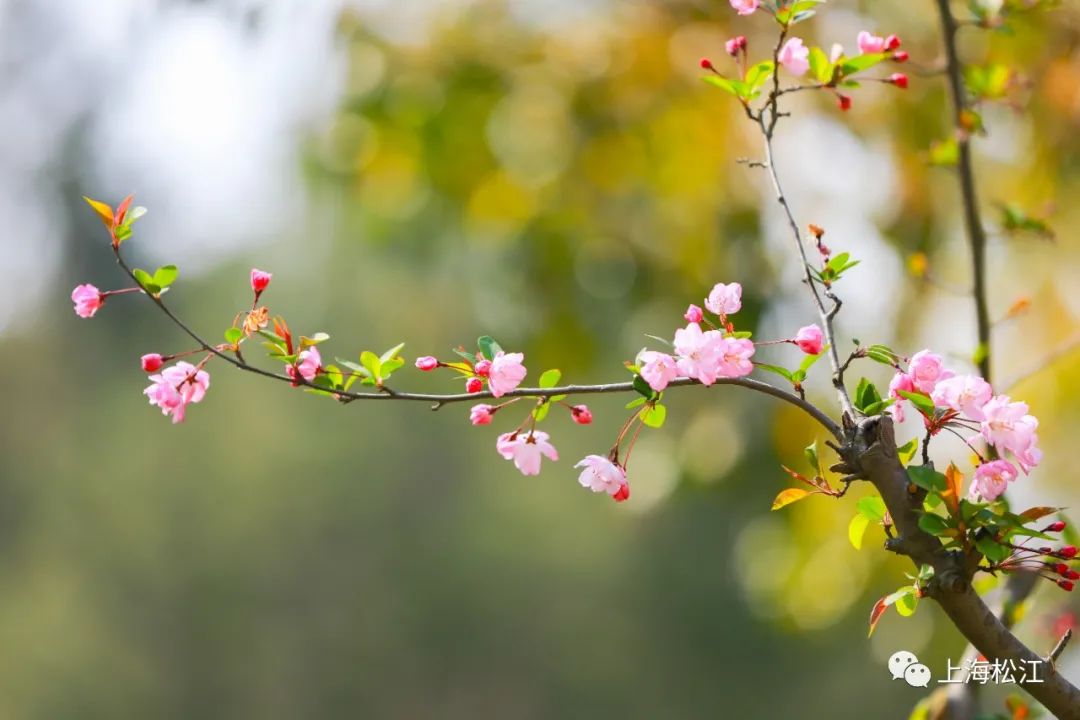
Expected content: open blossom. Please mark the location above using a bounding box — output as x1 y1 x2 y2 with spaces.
857 31 887 54
729 0 759 15
779 38 810 76
638 350 680 393
793 324 824 355
970 459 1018 502
497 431 558 476
575 455 629 502
931 374 993 420
144 361 210 424
980 395 1041 472
488 351 527 398
673 323 724 386
288 347 322 384
72 284 104 318
705 282 742 316
908 350 953 394
715 336 755 378
887 371 915 423
250 268 272 295
684 304 704 323
470 404 494 425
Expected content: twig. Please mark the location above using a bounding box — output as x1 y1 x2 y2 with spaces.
1048 629 1073 666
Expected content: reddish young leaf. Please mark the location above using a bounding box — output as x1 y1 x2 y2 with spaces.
771 487 813 511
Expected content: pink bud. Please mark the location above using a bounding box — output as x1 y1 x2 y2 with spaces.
571 405 593 425
1060 545 1078 558
1047 521 1068 533
71 283 104 318
250 268 272 295
684 304 704 323
415 356 439 371
470 404 495 426
700 57 714 71
885 34 901 51
837 95 852 112
466 377 483 394
1068 570 1080 581
141 353 164 372
725 36 746 56
890 73 909 89
1060 580 1075 592
893 50 909 63
1055 563 1070 575
474 359 492 377
794 324 824 355
612 483 630 503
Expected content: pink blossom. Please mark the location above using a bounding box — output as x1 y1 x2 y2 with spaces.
793 324 824 355
470 404 494 425
474 359 492 377
571 405 593 425
715 337 755 378
141 353 164 372
887 371 915 423
908 350 954 394
970 459 1018 502
415 356 439 371
638 350 681 393
575 454 629 501
72 284 104 318
684 304 704 324
857 31 887 55
778 38 810 76
705 282 742 316
981 395 1041 472
497 431 558 476
466 377 483 394
144 361 210 424
931 374 993 420
288 347 322 384
729 0 759 15
488 351 527 398
725 36 747 56
673 323 724 386
250 268 272 295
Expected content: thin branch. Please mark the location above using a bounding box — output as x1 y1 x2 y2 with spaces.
1049 629 1073 665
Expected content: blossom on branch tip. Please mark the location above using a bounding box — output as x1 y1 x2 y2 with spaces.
488 351 527 398
778 38 810 77
674 323 724 386
571 405 593 425
931 374 992 420
141 353 164 372
980 395 1041 472
970 459 1017 502
288 347 322 384
144 361 210 424
705 282 742 316
72 284 104 318
415 356 439 371
908 350 953 394
793 324 824 355
716 336 755 378
575 455 629 502
250 268 272 296
728 0 759 16
497 431 558 476
638 350 680 393
857 31 887 54
470 404 494 425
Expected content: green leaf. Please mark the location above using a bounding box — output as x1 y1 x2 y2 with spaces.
152 265 178 288
857 496 888 522
797 347 828 376
918 512 951 537
360 350 381 380
976 535 1011 563
641 403 666 429
808 46 832 84
839 52 888 76
538 369 562 389
300 332 330 347
224 327 243 345
533 401 551 422
477 336 502 361
929 138 959 166
897 438 919 466
756 363 794 382
625 397 647 410
132 267 153 287
379 342 405 365
854 378 883 413
895 590 919 617
744 61 775 93
380 358 404 377
898 390 936 416
849 513 871 550
702 74 747 98
633 375 655 398
804 440 820 475
908 466 947 493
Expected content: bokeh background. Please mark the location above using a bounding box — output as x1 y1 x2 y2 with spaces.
2 0 1079 717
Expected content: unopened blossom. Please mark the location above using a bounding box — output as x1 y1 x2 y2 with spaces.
684 304 704 324
470 404 494 426
980 395 1040 470
144 361 210 424
415 356 438 371
250 268 272 295
488 351 527 398
830 43 845 63
970 459 1018 502
716 337 755 378
638 350 680 393
725 36 747 56
887 371 915 423
474 359 492 377
705 282 742 316
575 454 629 501
885 34 901 50
497 431 558 476
571 405 593 425
673 323 724 386
778 38 810 76
793 324 824 355
72 284 104 318
857 31 887 54
890 73 909 89
729 0 759 15
908 350 953 394
931 374 993 420
466 377 483 394
288 347 322 384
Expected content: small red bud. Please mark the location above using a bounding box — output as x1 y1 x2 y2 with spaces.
1060 545 1078 558
141 353 164 372
474 359 492 377
1054 563 1070 575
1067 570 1080 581
1046 521 1067 533
571 405 593 425
837 94 852 112
250 268 273 295
612 484 630 503
700 57 715 71
889 73 909 89
1059 580 1075 592
465 377 483 394
893 50 909 63
885 34 901 51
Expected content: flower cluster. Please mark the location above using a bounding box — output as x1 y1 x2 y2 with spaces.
144 361 211 424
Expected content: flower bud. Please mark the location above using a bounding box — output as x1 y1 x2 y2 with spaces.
470 404 494 426
141 353 164 372
885 34 901 51
1054 563 1070 575
474 359 492 377
1059 580 1075 592
684 304 704 324
466 377 483 394
250 268 272 295
889 73 909 89
1067 570 1080 581
893 50 909 63
1060 545 1078 558
1046 521 1067 533
571 405 593 425
700 57 715 71
612 483 630 503
725 36 746 56
837 94 852 112
415 356 439 371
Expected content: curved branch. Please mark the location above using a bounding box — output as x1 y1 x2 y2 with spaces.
112 250 842 439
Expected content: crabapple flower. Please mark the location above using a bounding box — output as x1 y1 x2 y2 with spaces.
571 405 593 425
575 454 629 502
673 323 724 385
729 0 759 15
684 304 704 323
887 371 915 423
288 347 322 384
725 36 747 56
470 404 494 425
908 350 953 394
144 361 210 424
488 351 527 398
970 459 1018 502
250 268 272 295
778 38 810 76
980 395 1041 472
72 284 104 318
793 324 824 355
141 353 164 372
474 359 492 377
857 31 887 54
889 73 909 89
931 374 993 420
415 356 438 371
638 350 680 393
466 377 483 393
497 431 558 476
715 336 755 378
705 282 742 316
885 34 901 51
